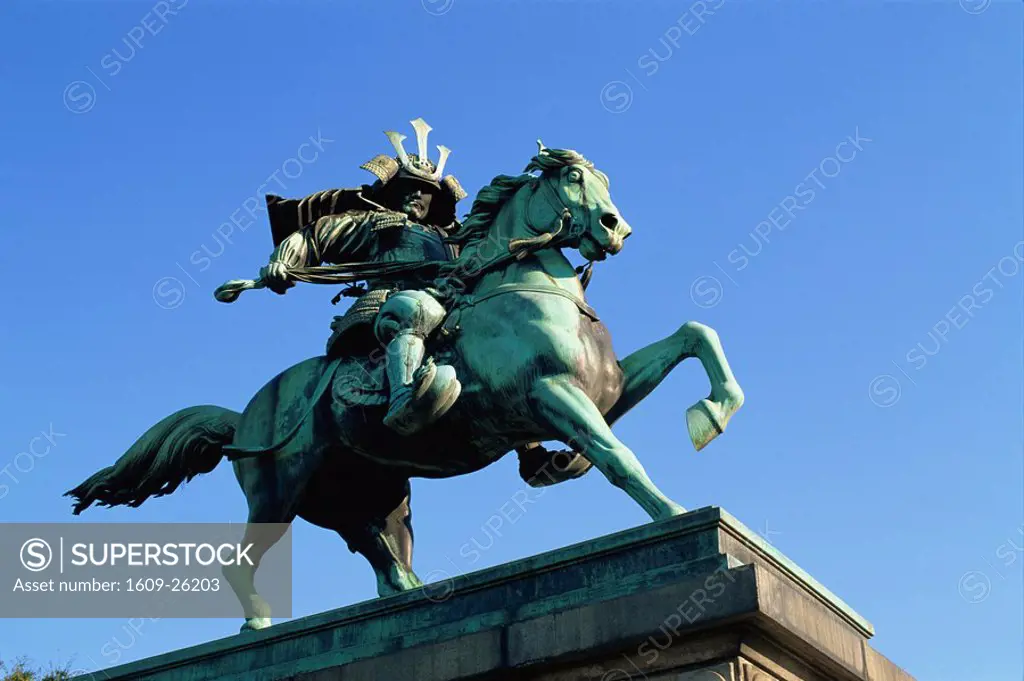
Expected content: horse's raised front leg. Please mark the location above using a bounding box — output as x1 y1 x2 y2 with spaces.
607 321 744 451
530 376 684 520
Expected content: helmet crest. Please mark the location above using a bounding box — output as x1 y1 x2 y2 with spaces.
360 117 466 202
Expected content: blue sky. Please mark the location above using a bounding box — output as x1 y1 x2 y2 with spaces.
1 1 1021 679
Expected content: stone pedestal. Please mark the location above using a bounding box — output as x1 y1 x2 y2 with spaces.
83 507 915 681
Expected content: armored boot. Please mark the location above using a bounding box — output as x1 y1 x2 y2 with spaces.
377 291 461 436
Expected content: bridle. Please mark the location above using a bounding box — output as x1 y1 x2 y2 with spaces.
431 168 605 322
516 167 600 288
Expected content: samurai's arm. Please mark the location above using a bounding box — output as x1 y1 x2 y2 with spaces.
269 210 373 268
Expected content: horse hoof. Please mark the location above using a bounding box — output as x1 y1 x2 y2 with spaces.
377 567 425 597
518 445 592 487
662 501 687 519
240 617 272 632
686 399 724 451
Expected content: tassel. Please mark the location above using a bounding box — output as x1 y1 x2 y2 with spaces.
331 284 367 305
576 261 594 290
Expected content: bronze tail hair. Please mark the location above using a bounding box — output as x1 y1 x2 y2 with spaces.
65 406 240 515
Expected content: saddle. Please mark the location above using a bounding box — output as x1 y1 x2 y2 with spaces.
328 305 457 412
330 355 390 409
325 288 393 359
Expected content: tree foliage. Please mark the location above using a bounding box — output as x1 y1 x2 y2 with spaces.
0 659 72 681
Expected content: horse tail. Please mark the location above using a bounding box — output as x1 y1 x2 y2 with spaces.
65 406 240 515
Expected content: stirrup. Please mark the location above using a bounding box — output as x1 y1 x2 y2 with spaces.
383 364 461 436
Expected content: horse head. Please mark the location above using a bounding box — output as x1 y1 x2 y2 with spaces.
448 144 632 273
520 144 631 262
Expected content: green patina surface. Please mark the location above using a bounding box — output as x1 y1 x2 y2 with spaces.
81 507 873 681
68 126 748 633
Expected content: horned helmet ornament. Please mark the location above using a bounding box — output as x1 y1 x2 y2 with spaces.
359 117 467 203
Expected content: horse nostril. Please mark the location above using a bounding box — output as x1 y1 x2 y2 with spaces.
600 213 619 230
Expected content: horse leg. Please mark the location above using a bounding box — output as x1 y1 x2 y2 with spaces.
226 438 317 632
300 458 422 598
606 321 744 451
222 506 293 632
530 376 684 520
517 321 744 486
337 491 423 597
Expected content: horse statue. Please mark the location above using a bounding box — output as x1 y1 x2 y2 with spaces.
66 146 744 632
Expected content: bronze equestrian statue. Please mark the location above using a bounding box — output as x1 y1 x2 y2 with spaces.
66 119 745 632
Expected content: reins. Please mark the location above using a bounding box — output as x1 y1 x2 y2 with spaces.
218 173 600 462
214 170 600 305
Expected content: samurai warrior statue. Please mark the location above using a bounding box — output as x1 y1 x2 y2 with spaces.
260 118 468 436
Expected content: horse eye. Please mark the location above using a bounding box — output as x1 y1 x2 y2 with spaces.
567 169 583 183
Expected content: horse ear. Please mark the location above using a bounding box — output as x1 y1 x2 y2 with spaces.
536 139 546 155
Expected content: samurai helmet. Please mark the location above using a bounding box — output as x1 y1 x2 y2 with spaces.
359 117 467 204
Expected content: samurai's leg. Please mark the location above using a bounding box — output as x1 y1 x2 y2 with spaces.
376 291 461 435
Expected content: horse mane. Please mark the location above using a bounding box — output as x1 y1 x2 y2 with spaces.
447 148 607 247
